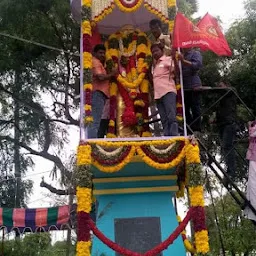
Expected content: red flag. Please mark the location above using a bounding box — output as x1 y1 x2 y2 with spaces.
173 12 210 50
91 24 102 48
197 13 232 56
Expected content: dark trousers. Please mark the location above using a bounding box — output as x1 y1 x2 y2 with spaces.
184 91 201 132
97 119 109 138
156 92 178 136
219 123 236 176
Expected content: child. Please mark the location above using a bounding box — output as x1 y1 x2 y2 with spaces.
151 43 178 136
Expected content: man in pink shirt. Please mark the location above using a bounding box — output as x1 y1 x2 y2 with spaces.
88 44 117 138
151 43 178 136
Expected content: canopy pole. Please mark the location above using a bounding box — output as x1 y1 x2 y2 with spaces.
79 17 86 141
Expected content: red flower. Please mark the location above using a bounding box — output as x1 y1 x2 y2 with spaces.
77 212 91 242
83 34 92 52
192 206 207 232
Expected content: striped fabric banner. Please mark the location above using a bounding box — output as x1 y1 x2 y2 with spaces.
0 205 71 229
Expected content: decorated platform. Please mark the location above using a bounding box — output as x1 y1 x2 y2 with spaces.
75 137 209 255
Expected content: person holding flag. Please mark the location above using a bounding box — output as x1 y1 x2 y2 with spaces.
177 49 203 133
151 43 179 136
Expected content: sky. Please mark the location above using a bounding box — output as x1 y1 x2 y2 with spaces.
27 0 246 209
197 0 245 29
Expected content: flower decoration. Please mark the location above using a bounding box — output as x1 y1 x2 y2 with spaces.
105 29 152 137
82 1 93 124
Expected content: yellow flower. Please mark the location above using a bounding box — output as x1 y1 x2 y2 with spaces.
114 0 143 13
85 116 93 124
142 131 152 137
110 82 118 96
83 83 92 90
140 79 149 93
107 49 119 61
169 20 175 32
77 241 92 256
184 239 196 253
77 145 92 166
176 84 181 90
82 21 92 36
76 187 92 213
137 44 148 55
83 52 92 69
189 186 204 207
109 120 115 127
106 133 117 138
194 230 210 254
82 0 91 7
168 0 177 7
84 104 91 111
117 73 145 89
186 142 200 164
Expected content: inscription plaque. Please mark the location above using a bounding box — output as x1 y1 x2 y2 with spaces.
114 217 162 255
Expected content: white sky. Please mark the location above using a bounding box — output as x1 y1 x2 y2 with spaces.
197 0 245 29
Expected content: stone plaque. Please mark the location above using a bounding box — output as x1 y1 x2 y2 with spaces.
114 217 162 255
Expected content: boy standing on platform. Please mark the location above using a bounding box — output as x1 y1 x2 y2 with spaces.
151 43 178 136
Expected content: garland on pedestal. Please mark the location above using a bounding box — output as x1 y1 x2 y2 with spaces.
105 30 152 137
76 138 209 255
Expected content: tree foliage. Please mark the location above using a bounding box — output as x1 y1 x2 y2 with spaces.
206 192 256 255
2 233 75 256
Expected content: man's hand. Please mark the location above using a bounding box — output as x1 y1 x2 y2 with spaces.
110 68 118 77
177 53 184 62
159 38 165 46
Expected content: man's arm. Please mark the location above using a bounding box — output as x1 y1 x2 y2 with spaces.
93 61 118 81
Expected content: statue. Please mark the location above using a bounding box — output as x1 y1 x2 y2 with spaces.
105 25 152 138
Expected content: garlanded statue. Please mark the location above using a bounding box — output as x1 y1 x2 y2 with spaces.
105 24 152 138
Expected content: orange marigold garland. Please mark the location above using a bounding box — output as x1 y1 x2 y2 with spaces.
82 1 93 124
77 1 93 255
76 143 93 256
186 139 210 254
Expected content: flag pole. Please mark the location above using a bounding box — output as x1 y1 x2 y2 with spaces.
173 12 188 137
178 50 187 136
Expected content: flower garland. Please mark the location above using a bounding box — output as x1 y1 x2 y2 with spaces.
80 138 187 172
93 3 115 23
82 1 93 124
177 216 196 253
105 29 151 137
167 0 177 32
89 208 193 256
114 0 143 13
144 3 168 24
186 138 210 254
76 147 93 256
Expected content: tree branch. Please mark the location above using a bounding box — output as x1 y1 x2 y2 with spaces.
40 179 75 195
0 135 72 180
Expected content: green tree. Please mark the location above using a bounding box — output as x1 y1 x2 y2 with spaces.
206 192 256 255
0 0 80 202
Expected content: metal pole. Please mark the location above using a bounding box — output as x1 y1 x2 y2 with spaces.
79 3 85 141
178 51 187 136
1 229 4 256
